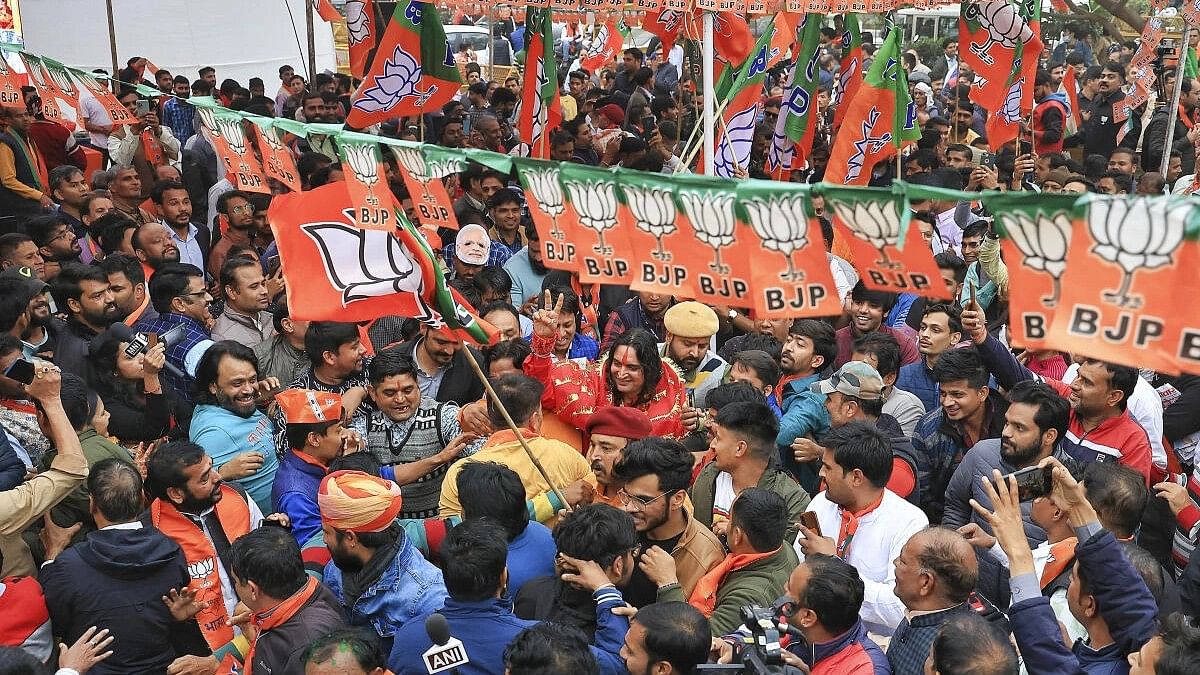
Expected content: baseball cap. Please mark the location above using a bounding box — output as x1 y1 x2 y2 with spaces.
454 223 491 266
276 389 344 424
0 266 48 305
811 361 884 400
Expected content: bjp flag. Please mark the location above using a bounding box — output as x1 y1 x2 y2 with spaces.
347 0 378 79
823 28 919 186
515 159 580 273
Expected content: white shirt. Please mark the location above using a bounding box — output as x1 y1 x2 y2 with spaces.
79 94 112 148
1062 363 1165 471
796 489 928 636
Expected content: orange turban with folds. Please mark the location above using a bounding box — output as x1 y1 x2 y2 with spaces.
318 470 403 533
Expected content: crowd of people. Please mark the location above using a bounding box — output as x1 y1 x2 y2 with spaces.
0 13 1195 675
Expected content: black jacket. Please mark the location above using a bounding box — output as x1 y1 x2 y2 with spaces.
52 317 101 380
1067 89 1141 159
249 583 345 675
39 524 209 674
1142 106 1196 176
396 337 485 406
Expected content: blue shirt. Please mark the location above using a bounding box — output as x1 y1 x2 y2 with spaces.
161 98 195 144
503 247 549 308
189 404 279 513
506 522 555 598
166 222 205 271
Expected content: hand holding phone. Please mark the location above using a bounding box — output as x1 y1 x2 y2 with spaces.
1006 466 1053 502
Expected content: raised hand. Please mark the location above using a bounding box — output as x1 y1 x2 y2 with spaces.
143 341 166 377
559 553 614 592
59 626 114 674
162 587 209 622
531 289 564 340
970 470 1034 574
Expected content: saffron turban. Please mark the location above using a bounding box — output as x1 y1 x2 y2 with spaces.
318 470 403 532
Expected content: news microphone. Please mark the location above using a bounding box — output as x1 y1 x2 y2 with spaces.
106 323 186 380
423 612 469 674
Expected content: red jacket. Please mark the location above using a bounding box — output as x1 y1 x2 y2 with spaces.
28 119 85 172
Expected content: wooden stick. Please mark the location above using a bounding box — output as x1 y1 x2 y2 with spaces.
459 342 573 512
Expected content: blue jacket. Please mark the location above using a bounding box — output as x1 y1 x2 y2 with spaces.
790 618 890 674
388 588 629 675
910 390 1008 524
272 451 325 547
324 532 448 648
896 361 938 412
1010 528 1159 675
776 373 830 492
0 424 25 491
506 522 556 598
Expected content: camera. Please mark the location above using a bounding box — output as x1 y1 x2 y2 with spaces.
697 606 805 674
123 332 150 359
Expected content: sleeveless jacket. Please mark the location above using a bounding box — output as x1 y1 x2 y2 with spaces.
1033 99 1068 155
365 398 450 519
149 485 252 649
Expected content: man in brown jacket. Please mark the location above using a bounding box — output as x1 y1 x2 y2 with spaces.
614 437 725 608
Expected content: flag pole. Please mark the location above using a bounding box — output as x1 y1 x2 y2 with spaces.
305 0 317 82
1162 24 1192 176
702 10 716 176
459 342 574 512
105 0 119 91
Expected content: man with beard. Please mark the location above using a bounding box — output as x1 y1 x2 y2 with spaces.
144 440 268 653
585 405 653 507
318 470 447 649
134 263 215 403
211 257 275 348
911 348 1009 524
28 214 82 280
611 437 724 608
1 265 59 360
96 253 154 326
601 290 673 351
659 302 728 408
503 221 548 312
151 180 210 272
943 381 1077 545
189 341 280 513
395 323 485 404
361 349 483 519
1067 62 1140 160
0 233 46 279
207 191 259 282
131 221 181 280
49 264 121 378
776 319 838 490
897 303 963 412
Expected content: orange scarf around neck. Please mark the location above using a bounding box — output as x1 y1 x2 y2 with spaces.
688 548 778 618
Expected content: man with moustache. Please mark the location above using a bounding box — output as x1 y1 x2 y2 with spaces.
943 381 1080 544
143 440 269 652
28 215 83 279
3 266 60 360
150 180 210 272
131 221 181 280
585 405 653 507
134 263 214 403
49 264 122 378
211 257 275 348
189 341 279 513
659 302 728 408
503 221 548 312
612 437 724 607
361 349 483 519
832 282 920 370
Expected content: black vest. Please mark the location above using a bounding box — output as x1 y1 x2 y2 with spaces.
0 132 41 216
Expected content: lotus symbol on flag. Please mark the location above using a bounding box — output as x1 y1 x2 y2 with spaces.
187 557 215 580
679 191 737 274
302 213 421 304
995 81 1024 123
743 195 810 281
1087 197 1190 309
524 167 566 240
996 210 1072 306
215 117 254 172
346 0 370 45
846 108 893 184
564 180 619 255
623 184 677 261
428 158 464 178
354 46 436 114
964 0 1035 65
391 146 429 179
583 26 611 60
197 108 219 138
343 142 383 207
830 198 904 269
714 105 758 179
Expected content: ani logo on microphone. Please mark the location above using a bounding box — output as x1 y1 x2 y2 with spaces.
422 638 469 673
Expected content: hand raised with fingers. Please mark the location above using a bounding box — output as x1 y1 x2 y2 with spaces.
531 289 564 340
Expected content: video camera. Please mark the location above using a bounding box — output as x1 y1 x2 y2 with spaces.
697 606 805 675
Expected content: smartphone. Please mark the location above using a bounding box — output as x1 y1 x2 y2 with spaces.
4 358 34 385
147 332 158 349
267 254 282 275
968 280 978 308
980 152 996 170
135 99 150 117
1007 466 1053 502
798 511 822 537
642 115 657 139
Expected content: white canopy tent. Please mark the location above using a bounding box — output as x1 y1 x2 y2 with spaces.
19 0 337 87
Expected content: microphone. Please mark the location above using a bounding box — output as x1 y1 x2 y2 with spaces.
106 323 186 380
422 612 469 674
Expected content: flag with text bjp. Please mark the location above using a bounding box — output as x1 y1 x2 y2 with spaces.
250 122 302 192
515 159 579 273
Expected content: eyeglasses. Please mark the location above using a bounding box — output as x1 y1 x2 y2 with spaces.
230 204 255 214
50 229 74 242
617 488 671 511
178 290 211 300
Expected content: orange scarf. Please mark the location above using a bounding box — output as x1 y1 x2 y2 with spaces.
688 548 778 618
151 485 252 650
774 373 808 407
835 492 885 559
140 128 165 167
1181 105 1197 131
483 428 539 449
244 577 320 675
1039 537 1078 590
